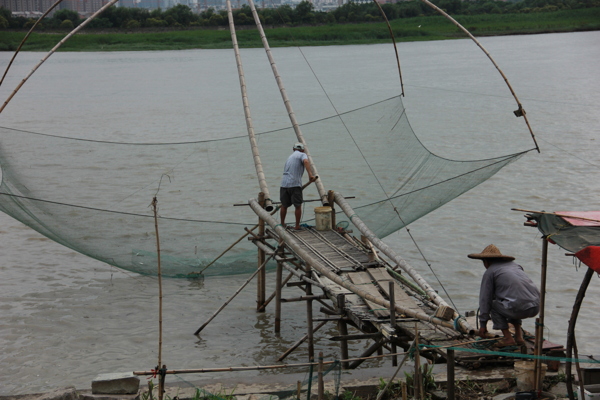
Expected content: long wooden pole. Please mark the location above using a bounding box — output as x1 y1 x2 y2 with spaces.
534 238 549 391
0 0 64 88
566 267 595 400
224 0 273 211
0 0 120 114
417 0 539 153
151 197 164 400
245 0 328 205
194 253 274 335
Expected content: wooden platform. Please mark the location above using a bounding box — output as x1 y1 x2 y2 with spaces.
252 225 557 368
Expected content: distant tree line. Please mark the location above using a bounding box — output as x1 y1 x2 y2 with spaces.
0 0 598 30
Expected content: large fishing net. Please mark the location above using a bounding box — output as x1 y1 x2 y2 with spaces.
0 95 525 277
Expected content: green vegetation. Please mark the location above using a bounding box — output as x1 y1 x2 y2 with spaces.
0 0 599 51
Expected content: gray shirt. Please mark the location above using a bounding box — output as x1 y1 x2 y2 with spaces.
479 260 540 324
281 150 308 188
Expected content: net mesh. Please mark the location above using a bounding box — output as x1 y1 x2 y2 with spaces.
0 96 525 277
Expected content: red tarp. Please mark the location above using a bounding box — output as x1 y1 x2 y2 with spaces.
575 246 600 273
557 211 600 227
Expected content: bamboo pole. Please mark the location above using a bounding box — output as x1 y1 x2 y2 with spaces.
534 238 549 391
318 352 324 400
375 340 415 400
566 267 595 400
224 0 273 211
248 198 468 333
0 0 120 115
417 0 539 153
194 252 275 335
370 0 404 97
245 0 328 205
332 192 473 334
337 294 349 369
0 0 64 88
151 197 164 400
278 321 328 362
257 193 267 311
275 260 283 333
306 262 315 361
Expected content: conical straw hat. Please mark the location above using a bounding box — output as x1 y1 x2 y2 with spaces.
467 244 515 261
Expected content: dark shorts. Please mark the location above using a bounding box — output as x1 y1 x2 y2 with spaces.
490 300 539 330
280 186 303 208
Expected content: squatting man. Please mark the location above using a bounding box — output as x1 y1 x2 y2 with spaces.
468 244 540 348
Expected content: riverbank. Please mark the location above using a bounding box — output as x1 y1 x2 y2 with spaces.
0 364 572 400
1 7 599 51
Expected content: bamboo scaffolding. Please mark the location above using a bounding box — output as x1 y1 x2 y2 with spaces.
332 192 473 335
245 0 327 205
224 1 273 212
248 198 468 333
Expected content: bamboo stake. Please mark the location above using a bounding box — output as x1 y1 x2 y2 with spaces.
375 340 415 400
196 205 279 276
534 238 549 391
566 267 595 400
0 0 64 88
317 352 324 400
151 197 164 400
306 262 315 362
257 193 267 311
249 198 467 333
0 0 120 115
278 321 328 362
194 252 275 335
417 0 539 153
245 0 328 205
275 260 283 333
224 0 273 211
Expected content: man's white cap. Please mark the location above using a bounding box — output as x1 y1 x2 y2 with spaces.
293 142 305 150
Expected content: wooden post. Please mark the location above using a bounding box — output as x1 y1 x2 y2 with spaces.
337 294 349 369
318 352 324 400
275 260 283 333
535 237 549 391
447 349 455 400
306 263 315 361
328 190 336 229
389 281 397 366
257 192 266 312
414 324 422 400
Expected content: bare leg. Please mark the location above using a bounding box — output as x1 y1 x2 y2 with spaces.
294 205 302 230
280 206 288 227
500 328 516 345
514 324 524 343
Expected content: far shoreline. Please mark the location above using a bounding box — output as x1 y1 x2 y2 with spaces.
1 7 599 52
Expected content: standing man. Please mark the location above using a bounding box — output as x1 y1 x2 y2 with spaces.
468 244 540 348
280 142 316 230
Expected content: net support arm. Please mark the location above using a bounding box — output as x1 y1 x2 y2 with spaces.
246 0 328 205
418 0 539 153
248 198 472 334
225 0 273 211
0 0 120 114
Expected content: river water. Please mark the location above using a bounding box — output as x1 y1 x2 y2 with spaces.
0 31 599 395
